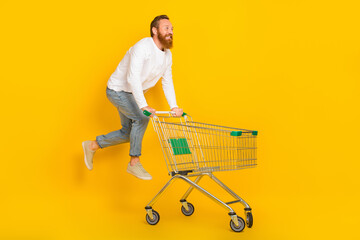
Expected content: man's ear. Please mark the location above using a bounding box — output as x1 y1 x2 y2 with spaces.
152 27 157 36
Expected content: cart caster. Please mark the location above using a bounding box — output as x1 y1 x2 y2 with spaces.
146 210 160 225
181 202 195 216
246 212 253 228
230 216 245 232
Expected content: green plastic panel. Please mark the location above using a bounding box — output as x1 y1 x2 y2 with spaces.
168 138 191 155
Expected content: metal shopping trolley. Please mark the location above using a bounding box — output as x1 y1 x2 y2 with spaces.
143 111 258 232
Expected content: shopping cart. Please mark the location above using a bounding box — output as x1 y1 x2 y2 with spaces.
143 110 258 232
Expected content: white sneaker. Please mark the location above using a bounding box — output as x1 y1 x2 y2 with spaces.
126 162 152 180
82 141 95 170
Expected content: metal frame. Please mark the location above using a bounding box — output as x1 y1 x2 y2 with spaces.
145 112 257 229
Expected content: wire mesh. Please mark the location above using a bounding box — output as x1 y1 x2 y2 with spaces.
151 115 257 174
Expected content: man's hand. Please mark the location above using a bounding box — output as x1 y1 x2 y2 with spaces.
141 106 156 117
171 107 183 117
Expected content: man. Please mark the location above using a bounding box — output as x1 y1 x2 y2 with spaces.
82 15 183 180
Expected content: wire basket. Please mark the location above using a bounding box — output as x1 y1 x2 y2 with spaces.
151 114 257 175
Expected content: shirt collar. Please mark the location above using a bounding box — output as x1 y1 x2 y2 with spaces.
150 37 166 54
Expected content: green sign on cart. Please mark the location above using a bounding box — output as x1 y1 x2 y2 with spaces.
168 138 191 155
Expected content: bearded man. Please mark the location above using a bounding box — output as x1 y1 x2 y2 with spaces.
82 15 183 180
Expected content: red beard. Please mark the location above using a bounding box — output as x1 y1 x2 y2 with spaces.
158 32 173 49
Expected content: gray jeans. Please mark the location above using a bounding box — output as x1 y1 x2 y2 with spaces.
96 87 150 157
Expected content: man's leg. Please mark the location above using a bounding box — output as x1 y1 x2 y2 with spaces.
129 113 150 159
84 88 152 179
108 91 151 180
89 141 100 151
95 111 132 149
83 88 132 170
126 112 152 179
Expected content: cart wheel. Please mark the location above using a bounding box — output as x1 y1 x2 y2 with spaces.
146 210 160 225
230 216 245 232
181 202 195 216
246 212 253 228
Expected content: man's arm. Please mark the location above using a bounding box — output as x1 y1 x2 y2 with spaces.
162 55 183 117
126 44 150 110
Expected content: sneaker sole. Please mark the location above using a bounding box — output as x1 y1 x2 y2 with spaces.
126 169 152 180
82 141 93 170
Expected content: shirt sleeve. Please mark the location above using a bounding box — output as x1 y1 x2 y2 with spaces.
126 44 148 109
161 53 178 109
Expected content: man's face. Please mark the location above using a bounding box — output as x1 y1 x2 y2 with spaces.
156 19 173 49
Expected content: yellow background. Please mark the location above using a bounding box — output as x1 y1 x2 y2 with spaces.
1 0 359 239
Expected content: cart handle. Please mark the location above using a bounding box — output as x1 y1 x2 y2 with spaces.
143 110 187 117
